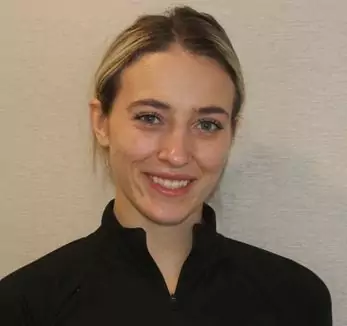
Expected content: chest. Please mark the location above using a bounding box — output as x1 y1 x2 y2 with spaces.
50 260 284 326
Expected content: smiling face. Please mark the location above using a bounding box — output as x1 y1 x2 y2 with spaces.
91 44 236 226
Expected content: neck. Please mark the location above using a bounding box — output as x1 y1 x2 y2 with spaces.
114 192 203 294
144 221 194 294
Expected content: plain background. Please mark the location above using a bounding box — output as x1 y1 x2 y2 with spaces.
1 0 346 324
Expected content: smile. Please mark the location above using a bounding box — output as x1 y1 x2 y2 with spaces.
150 176 190 189
144 173 195 197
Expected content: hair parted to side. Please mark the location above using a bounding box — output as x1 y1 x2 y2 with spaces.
91 5 245 172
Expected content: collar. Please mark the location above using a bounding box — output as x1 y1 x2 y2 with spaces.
99 199 220 266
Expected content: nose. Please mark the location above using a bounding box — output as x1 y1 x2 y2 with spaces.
157 129 192 167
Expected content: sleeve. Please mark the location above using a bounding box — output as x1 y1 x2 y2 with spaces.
310 279 333 326
286 263 333 326
0 275 35 326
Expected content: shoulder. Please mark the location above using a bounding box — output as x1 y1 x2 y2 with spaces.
0 228 103 324
217 234 332 325
1 228 102 286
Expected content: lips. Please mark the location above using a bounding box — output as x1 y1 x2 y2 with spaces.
144 172 196 196
150 175 190 189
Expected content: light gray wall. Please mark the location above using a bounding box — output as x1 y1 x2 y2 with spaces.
1 0 346 324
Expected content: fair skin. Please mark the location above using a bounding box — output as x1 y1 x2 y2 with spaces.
90 44 236 294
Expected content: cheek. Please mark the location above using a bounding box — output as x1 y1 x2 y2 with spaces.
195 138 231 174
109 126 160 165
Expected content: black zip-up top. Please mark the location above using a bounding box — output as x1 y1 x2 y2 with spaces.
0 200 332 326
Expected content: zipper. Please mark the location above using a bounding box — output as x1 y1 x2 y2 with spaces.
170 294 177 303
170 294 178 311
51 285 81 326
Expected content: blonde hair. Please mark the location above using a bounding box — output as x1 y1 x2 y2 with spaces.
92 5 245 172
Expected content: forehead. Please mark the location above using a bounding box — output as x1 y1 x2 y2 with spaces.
117 44 236 113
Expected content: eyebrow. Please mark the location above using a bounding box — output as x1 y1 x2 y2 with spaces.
127 98 230 117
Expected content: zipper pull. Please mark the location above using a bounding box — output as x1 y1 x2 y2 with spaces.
170 294 177 304
170 294 179 311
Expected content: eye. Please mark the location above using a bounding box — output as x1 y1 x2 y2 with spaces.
133 112 162 125
196 119 223 133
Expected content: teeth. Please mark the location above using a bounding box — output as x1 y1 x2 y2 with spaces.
151 176 190 189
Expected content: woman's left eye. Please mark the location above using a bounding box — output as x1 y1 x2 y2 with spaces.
196 119 223 132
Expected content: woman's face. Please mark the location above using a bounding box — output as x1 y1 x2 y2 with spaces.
93 44 236 226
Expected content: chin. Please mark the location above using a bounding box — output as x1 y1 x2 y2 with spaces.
139 199 198 226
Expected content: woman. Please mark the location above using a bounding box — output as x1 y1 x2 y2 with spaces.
0 6 332 326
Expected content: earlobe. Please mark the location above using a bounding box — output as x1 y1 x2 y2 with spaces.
89 99 110 147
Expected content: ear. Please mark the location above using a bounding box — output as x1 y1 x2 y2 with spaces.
89 98 110 147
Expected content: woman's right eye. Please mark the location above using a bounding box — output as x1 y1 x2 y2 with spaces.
133 113 162 125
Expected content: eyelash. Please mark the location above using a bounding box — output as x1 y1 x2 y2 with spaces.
196 119 223 132
133 112 162 125
133 112 223 132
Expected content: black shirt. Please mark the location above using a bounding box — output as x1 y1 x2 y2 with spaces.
0 200 332 326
